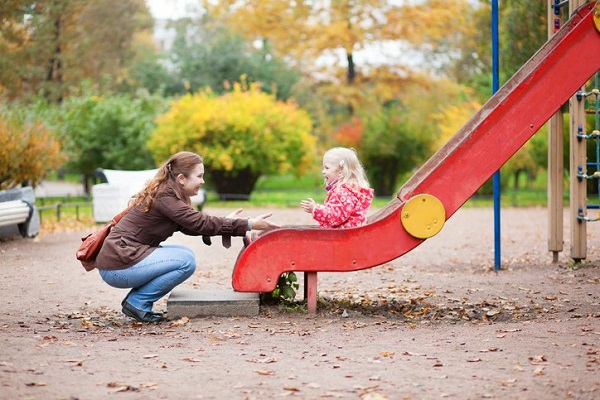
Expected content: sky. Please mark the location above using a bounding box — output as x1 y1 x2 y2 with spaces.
146 0 199 20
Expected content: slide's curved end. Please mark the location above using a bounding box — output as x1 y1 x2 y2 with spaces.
232 195 447 292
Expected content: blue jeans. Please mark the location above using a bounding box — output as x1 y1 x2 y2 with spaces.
99 244 196 312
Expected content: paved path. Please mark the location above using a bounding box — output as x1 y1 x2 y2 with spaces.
1 206 599 399
34 180 86 198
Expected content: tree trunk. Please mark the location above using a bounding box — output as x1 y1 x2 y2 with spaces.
347 51 355 115
45 16 64 103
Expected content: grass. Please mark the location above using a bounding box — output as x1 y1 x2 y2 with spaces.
37 171 595 225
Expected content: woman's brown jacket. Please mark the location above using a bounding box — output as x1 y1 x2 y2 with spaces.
95 189 248 270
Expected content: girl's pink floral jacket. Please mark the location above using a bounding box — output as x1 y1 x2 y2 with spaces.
312 182 374 228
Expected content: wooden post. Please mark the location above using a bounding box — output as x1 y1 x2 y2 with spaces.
570 94 588 261
304 272 317 314
569 0 588 262
547 0 564 263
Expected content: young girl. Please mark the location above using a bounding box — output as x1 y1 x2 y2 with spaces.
94 151 279 322
301 147 374 228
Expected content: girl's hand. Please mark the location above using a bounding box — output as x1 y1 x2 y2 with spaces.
300 198 316 214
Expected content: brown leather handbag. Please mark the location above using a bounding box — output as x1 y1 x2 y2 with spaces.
76 207 130 271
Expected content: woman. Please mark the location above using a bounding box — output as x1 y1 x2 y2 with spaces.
95 151 279 322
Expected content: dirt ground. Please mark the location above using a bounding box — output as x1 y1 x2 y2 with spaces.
0 206 599 400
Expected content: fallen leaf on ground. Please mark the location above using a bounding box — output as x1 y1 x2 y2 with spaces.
170 317 189 327
402 351 426 356
534 366 546 376
249 357 278 364
479 348 499 352
359 392 389 400
529 355 547 365
255 370 275 375
112 385 139 393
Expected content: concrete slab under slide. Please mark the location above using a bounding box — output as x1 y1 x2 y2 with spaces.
167 289 260 318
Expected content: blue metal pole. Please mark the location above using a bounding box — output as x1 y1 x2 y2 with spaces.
595 74 600 200
492 0 501 271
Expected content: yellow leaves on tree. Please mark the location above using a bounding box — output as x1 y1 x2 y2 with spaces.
431 100 481 151
0 116 65 190
203 0 402 89
149 82 315 195
0 0 153 102
205 0 312 62
383 0 473 49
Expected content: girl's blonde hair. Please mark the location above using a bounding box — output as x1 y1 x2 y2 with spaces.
132 151 203 211
324 147 370 189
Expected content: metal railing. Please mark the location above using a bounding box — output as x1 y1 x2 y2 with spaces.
36 197 92 223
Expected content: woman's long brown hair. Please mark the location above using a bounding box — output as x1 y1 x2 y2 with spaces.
132 151 203 212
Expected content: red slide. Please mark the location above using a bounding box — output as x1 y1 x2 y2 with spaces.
232 2 600 293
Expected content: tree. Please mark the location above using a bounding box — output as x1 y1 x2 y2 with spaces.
500 0 547 78
168 16 301 100
446 0 546 101
362 103 431 196
0 0 77 102
148 82 316 198
498 0 548 189
0 105 64 190
126 37 181 96
56 90 166 193
442 0 494 100
0 0 154 103
203 0 476 107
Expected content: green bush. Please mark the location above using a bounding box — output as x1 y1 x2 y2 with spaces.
149 82 316 197
56 90 167 190
362 107 431 196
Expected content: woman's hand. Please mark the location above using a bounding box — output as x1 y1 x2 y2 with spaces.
225 208 244 219
300 198 316 214
249 213 281 231
227 209 279 231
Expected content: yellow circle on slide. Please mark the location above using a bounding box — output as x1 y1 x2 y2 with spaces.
400 194 446 239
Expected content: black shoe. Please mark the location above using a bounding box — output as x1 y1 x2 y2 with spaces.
122 301 165 323
121 290 133 307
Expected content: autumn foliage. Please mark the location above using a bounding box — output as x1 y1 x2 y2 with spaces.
334 117 363 149
0 111 64 190
149 82 316 196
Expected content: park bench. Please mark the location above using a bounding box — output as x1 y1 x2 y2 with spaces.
0 187 40 239
0 200 35 238
92 168 207 222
